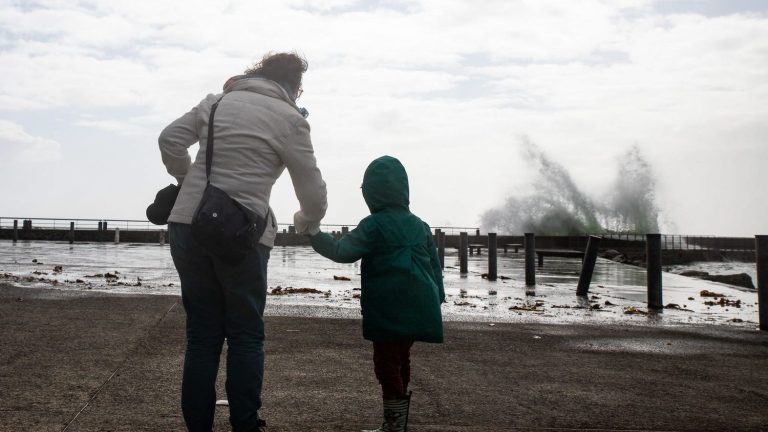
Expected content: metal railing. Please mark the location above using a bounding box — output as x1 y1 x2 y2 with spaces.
589 233 755 251
0 217 478 236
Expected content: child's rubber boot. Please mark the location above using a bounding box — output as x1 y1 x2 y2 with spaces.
362 391 411 432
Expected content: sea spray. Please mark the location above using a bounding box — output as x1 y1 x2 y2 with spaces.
606 145 659 233
481 138 661 235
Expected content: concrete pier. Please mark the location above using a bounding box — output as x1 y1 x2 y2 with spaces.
1 285 767 431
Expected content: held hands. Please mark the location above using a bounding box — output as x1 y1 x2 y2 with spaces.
293 211 321 236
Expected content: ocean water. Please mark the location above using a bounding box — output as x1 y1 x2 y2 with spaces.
0 240 760 327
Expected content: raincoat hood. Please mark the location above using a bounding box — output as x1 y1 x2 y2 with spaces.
362 156 410 213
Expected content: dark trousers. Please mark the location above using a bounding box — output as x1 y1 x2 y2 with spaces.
373 340 415 400
169 223 271 432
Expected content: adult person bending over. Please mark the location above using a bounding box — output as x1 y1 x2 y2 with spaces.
158 52 327 432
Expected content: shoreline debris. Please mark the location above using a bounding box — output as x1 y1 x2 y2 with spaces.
624 307 648 315
270 286 324 295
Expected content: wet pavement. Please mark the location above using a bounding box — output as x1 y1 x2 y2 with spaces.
1 285 767 431
0 240 760 328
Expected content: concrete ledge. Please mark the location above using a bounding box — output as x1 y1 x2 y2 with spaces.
1 285 767 431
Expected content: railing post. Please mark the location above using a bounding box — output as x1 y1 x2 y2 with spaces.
103 220 108 231
756 236 768 331
576 236 601 296
114 227 120 244
69 222 75 244
488 233 497 281
646 233 663 309
459 232 468 274
159 229 166 245
438 231 446 269
525 232 535 286
13 219 18 243
341 226 349 236
288 225 295 234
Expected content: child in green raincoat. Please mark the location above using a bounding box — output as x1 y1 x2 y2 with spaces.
311 155 445 432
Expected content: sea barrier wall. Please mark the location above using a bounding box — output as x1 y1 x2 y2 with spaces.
0 228 756 264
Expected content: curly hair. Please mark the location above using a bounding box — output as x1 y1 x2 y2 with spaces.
245 52 308 98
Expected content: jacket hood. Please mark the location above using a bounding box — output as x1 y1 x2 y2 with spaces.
362 156 410 213
228 77 297 107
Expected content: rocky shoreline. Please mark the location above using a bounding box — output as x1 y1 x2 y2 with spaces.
599 248 757 289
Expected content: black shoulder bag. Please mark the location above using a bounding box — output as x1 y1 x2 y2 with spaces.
191 96 269 264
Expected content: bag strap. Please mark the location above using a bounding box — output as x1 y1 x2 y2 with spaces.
205 95 226 184
203 94 272 225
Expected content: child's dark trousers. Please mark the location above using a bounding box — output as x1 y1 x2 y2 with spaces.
373 340 415 399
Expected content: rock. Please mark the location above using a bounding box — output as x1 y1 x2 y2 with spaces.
53 265 63 274
701 273 755 289
680 271 755 289
602 249 622 260
700 289 725 298
680 270 710 277
333 275 351 281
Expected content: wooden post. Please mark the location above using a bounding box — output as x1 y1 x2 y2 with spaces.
103 220 108 231
437 232 445 268
69 222 75 244
159 230 166 245
488 233 497 281
525 233 535 286
756 236 768 331
288 225 295 234
98 221 103 231
459 232 468 274
646 233 663 309
13 219 18 243
438 231 446 269
576 236 601 296
114 227 120 244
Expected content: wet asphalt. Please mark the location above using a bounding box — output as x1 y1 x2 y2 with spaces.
1 284 767 432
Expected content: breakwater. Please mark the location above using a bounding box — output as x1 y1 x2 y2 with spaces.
0 226 756 264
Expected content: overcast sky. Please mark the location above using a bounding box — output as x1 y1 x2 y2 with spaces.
0 0 766 236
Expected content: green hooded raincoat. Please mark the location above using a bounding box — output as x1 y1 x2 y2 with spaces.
311 156 445 343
